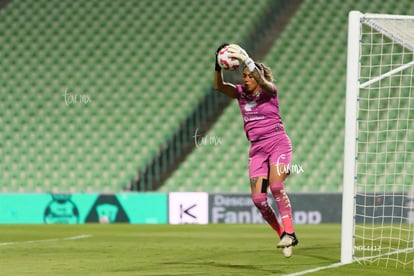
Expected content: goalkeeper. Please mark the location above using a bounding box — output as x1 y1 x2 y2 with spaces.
213 43 298 258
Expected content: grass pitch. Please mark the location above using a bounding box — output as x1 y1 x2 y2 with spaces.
0 224 412 275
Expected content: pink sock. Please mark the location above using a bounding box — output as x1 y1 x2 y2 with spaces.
252 193 284 236
270 182 295 234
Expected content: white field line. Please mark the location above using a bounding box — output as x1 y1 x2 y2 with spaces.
0 234 92 247
284 262 344 276
285 247 414 275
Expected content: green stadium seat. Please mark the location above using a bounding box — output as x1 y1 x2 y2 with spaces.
2 0 413 193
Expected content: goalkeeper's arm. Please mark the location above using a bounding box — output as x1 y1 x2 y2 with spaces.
213 43 238 99
227 44 275 95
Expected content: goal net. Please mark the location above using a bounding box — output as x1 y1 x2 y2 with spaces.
342 11 414 269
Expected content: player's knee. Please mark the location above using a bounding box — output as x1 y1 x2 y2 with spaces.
252 193 268 209
270 182 284 195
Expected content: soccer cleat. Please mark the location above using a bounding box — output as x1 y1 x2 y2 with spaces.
277 232 298 258
282 245 293 258
277 232 298 248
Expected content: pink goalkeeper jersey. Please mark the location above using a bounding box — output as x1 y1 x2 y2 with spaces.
236 84 285 141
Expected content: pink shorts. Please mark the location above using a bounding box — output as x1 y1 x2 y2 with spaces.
248 133 292 178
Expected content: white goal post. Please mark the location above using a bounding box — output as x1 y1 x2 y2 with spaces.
342 11 414 268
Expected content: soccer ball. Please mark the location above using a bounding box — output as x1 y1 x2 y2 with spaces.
217 45 240 71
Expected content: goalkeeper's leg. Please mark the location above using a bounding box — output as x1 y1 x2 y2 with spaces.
251 177 284 237
270 180 295 239
269 164 298 257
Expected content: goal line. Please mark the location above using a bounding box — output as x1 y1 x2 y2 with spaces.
286 247 414 276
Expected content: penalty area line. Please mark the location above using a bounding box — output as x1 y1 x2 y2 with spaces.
284 262 344 276
0 234 92 247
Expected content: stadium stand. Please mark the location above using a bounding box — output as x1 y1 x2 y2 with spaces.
0 0 274 192
2 0 413 193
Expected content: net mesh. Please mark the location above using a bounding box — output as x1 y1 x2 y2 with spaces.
354 14 414 269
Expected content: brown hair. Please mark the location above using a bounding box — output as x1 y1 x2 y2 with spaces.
255 62 274 82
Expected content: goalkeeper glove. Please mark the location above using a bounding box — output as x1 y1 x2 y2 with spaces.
215 43 229 72
227 44 255 72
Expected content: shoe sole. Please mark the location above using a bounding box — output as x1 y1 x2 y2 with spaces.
277 238 299 248
277 240 293 248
